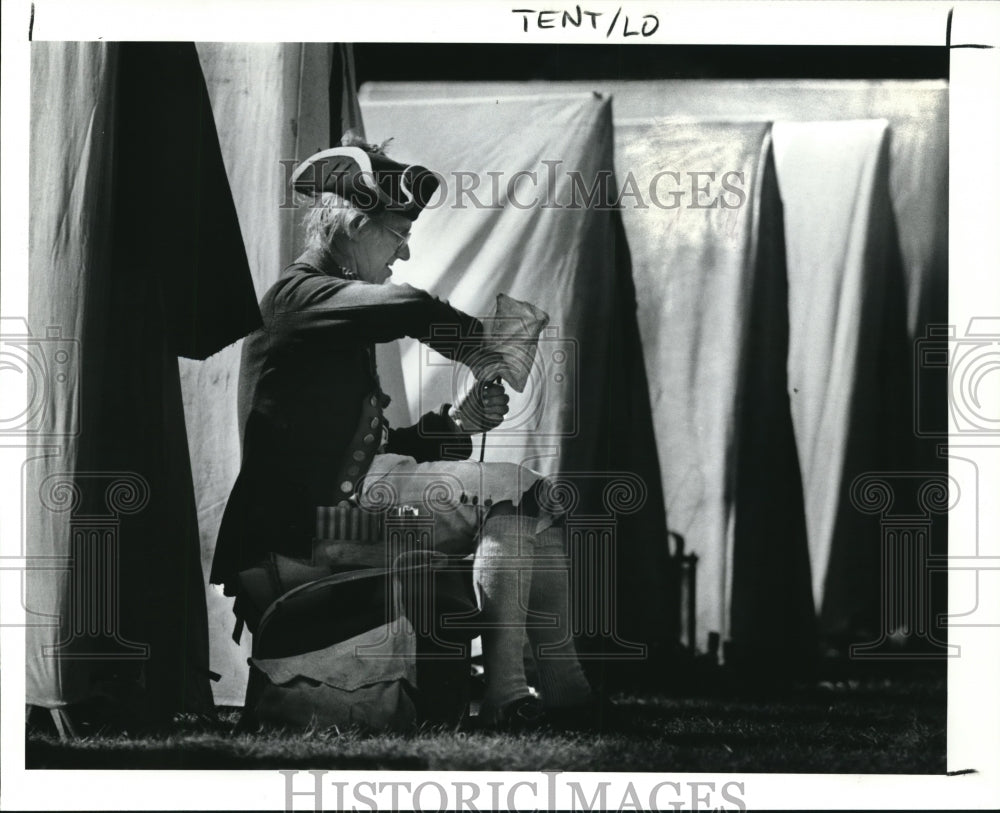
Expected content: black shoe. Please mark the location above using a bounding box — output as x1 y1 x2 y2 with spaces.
233 709 261 734
493 695 547 733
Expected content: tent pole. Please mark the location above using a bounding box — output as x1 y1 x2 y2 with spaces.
49 708 78 741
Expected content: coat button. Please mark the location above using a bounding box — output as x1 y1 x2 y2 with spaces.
471 495 479 505
460 493 468 504
363 433 375 444
340 481 353 493
352 450 366 462
370 417 380 430
370 396 379 407
484 498 493 507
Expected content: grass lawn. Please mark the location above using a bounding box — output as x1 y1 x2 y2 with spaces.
26 675 945 773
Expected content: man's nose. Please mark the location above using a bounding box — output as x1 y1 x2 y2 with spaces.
397 242 411 262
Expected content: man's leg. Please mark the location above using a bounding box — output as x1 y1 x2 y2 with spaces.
473 502 536 713
526 524 593 710
475 505 593 719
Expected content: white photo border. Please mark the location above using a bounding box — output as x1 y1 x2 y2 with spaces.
2 0 997 809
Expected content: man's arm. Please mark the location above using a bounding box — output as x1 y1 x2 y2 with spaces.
269 272 488 365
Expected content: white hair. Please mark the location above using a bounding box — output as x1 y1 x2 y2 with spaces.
298 134 398 252
300 191 370 251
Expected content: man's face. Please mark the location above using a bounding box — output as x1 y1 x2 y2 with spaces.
354 211 412 284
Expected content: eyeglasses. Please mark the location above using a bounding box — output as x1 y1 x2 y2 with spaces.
379 222 411 255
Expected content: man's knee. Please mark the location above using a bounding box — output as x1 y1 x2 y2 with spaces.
483 481 557 523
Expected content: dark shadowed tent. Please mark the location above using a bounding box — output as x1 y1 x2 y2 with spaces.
26 41 260 726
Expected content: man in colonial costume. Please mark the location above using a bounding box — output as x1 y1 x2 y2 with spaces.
212 136 594 730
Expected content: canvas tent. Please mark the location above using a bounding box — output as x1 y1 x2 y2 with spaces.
774 119 919 638
26 41 263 721
25 41 358 717
183 42 357 705
611 119 815 666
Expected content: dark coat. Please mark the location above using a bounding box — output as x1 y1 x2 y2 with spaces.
210 259 485 585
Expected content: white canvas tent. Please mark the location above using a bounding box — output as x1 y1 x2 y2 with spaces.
612 118 815 665
774 119 919 637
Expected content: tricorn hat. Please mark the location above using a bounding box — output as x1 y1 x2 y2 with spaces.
291 146 439 221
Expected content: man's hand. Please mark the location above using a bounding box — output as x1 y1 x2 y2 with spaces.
469 350 506 384
449 381 510 433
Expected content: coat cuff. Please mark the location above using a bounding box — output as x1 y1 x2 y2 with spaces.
385 404 473 462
